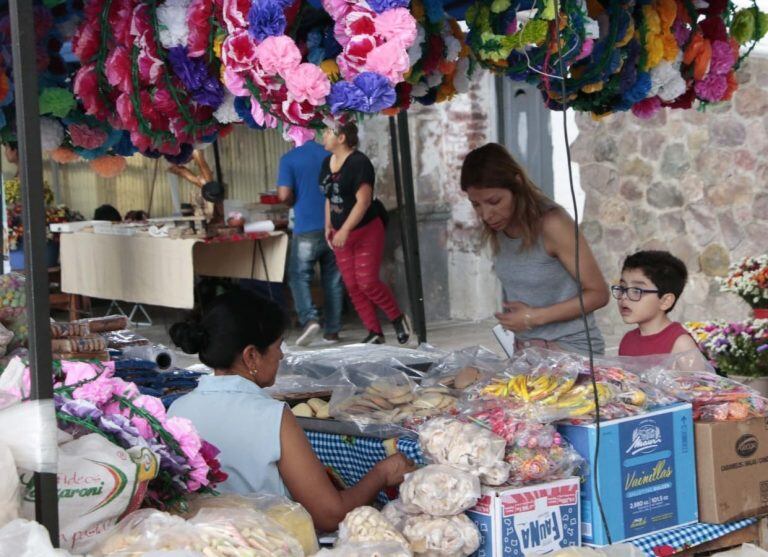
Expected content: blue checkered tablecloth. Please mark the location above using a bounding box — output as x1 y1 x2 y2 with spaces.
306 431 425 502
629 519 758 557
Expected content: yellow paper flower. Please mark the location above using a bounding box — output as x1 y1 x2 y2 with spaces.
320 59 340 80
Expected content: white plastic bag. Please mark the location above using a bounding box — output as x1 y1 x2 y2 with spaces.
337 506 410 550
94 509 198 556
0 519 75 557
0 444 19 528
419 417 510 485
400 465 482 516
402 514 480 557
21 434 159 554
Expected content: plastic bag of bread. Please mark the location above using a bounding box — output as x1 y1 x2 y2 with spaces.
316 541 413 557
381 499 410 532
400 465 481 516
337 506 410 550
402 514 480 557
186 493 318 555
419 417 510 485
0 518 77 557
94 509 199 555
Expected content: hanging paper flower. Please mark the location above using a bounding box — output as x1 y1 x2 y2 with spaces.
374 8 418 44
39 87 76 119
247 0 287 42
91 154 128 178
157 0 192 48
631 96 662 119
284 64 332 105
255 35 302 75
221 30 260 72
365 40 412 83
50 147 80 164
68 123 109 150
40 117 65 152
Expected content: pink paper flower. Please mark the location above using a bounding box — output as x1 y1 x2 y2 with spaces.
74 64 108 118
374 8 417 47
68 123 109 150
344 35 378 67
133 394 167 422
186 452 210 490
116 92 139 130
105 46 133 92
223 0 251 33
130 4 152 38
72 376 116 407
365 40 411 83
137 44 164 85
323 0 354 21
281 99 315 125
223 66 250 96
221 30 259 72
285 125 316 146
709 40 737 75
284 63 331 105
187 0 213 57
250 98 279 128
695 73 728 102
631 96 663 119
72 21 99 62
131 416 154 439
62 361 104 386
130 130 153 152
165 416 202 460
256 36 302 76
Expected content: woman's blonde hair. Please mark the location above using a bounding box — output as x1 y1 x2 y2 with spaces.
460 143 552 251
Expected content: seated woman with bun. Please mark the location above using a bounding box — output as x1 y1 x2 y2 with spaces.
168 289 415 531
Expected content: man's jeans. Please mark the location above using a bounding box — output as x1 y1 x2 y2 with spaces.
288 230 343 334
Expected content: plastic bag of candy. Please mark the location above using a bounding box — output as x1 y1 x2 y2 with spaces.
0 274 27 351
645 369 768 421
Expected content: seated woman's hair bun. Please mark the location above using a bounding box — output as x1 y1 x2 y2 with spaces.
169 321 208 355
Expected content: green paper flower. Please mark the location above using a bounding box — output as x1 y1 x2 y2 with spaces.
39 88 76 119
540 0 556 21
731 7 768 45
490 0 511 15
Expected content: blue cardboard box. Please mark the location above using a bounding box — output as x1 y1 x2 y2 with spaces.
558 403 697 546
466 477 581 557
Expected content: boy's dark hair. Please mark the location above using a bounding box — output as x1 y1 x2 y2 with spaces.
622 250 688 312
93 204 122 222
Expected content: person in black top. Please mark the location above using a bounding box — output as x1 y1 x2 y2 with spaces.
320 122 411 345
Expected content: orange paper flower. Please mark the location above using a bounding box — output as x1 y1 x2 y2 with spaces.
90 155 127 178
50 147 79 164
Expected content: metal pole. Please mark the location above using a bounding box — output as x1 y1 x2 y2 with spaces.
9 0 59 545
389 113 427 343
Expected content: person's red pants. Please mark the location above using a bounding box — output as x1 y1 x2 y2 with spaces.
333 218 401 334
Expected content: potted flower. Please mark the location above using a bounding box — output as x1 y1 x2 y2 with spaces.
717 255 768 318
4 177 83 270
687 320 768 395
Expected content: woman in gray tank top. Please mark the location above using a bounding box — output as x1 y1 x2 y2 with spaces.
460 143 609 355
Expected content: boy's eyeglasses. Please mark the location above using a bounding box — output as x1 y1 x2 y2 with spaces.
611 285 659 302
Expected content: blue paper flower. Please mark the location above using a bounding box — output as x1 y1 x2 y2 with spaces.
168 46 224 108
423 0 445 23
328 81 367 114
248 0 287 43
113 131 138 157
234 96 265 129
366 0 410 13
354 72 396 112
622 71 652 105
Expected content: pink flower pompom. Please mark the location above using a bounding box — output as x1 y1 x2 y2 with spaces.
250 98 279 128
282 99 315 125
133 394 167 422
116 92 139 130
285 125 316 146
130 4 152 38
68 123 109 150
695 73 728 102
631 96 663 119
74 65 108 118
374 8 417 48
574 38 594 61
323 0 354 21
256 36 302 76
223 0 250 33
186 452 210 491
131 416 154 439
709 40 737 75
62 361 103 386
221 30 259 72
187 0 213 58
365 40 411 83
165 416 203 460
72 377 115 406
223 66 250 96
137 44 164 85
284 63 331 105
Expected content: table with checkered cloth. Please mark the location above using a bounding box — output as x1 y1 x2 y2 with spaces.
306 431 425 502
628 519 758 557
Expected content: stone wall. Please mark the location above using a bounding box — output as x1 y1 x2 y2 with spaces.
572 55 768 351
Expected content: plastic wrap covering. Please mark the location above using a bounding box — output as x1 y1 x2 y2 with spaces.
422 346 507 389
402 514 480 557
418 417 509 485
400 465 481 516
0 519 76 557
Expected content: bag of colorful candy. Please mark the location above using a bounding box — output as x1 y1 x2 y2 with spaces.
421 345 508 391
0 273 27 351
462 403 584 485
645 368 768 421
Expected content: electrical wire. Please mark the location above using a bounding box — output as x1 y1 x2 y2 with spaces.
549 0 613 545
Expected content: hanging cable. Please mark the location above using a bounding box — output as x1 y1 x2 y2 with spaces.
550 0 612 545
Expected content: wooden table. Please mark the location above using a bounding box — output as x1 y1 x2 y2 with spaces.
59 231 288 309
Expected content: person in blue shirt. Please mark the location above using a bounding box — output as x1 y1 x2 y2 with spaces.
168 289 414 532
278 140 344 347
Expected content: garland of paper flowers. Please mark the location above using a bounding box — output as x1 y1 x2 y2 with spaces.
220 0 418 144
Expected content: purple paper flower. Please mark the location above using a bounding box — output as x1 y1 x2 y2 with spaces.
60 398 103 420
194 76 225 107
366 0 409 13
247 0 286 43
168 46 224 108
354 72 396 112
98 413 144 447
328 81 368 114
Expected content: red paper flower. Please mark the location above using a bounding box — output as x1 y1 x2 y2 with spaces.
700 17 728 42
223 0 251 33
72 21 100 62
344 35 377 66
665 86 695 109
116 92 139 130
130 130 153 152
153 87 182 119
422 35 445 74
74 64 109 118
112 0 134 45
187 0 213 58
68 123 109 150
130 4 152 39
138 46 165 85
221 30 258 72
345 11 376 37
282 98 317 126
105 46 133 92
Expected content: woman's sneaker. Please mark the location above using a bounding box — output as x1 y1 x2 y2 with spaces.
295 321 321 346
392 315 412 345
362 331 385 344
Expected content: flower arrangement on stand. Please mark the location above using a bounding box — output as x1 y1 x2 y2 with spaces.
717 255 768 316
687 320 768 392
52 360 227 510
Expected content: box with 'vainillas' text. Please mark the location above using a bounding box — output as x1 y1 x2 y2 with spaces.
558 404 697 546
466 477 580 557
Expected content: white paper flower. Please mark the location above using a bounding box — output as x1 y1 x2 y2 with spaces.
443 24 461 62
213 93 241 124
650 61 687 102
40 117 64 152
157 0 191 48
408 25 426 66
454 57 471 94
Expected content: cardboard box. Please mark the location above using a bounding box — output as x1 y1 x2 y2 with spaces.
695 417 768 523
558 404 697 546
466 477 581 557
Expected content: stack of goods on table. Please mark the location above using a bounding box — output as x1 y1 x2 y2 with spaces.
50 316 130 361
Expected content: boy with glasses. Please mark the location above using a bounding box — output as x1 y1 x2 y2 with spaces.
614 251 700 356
